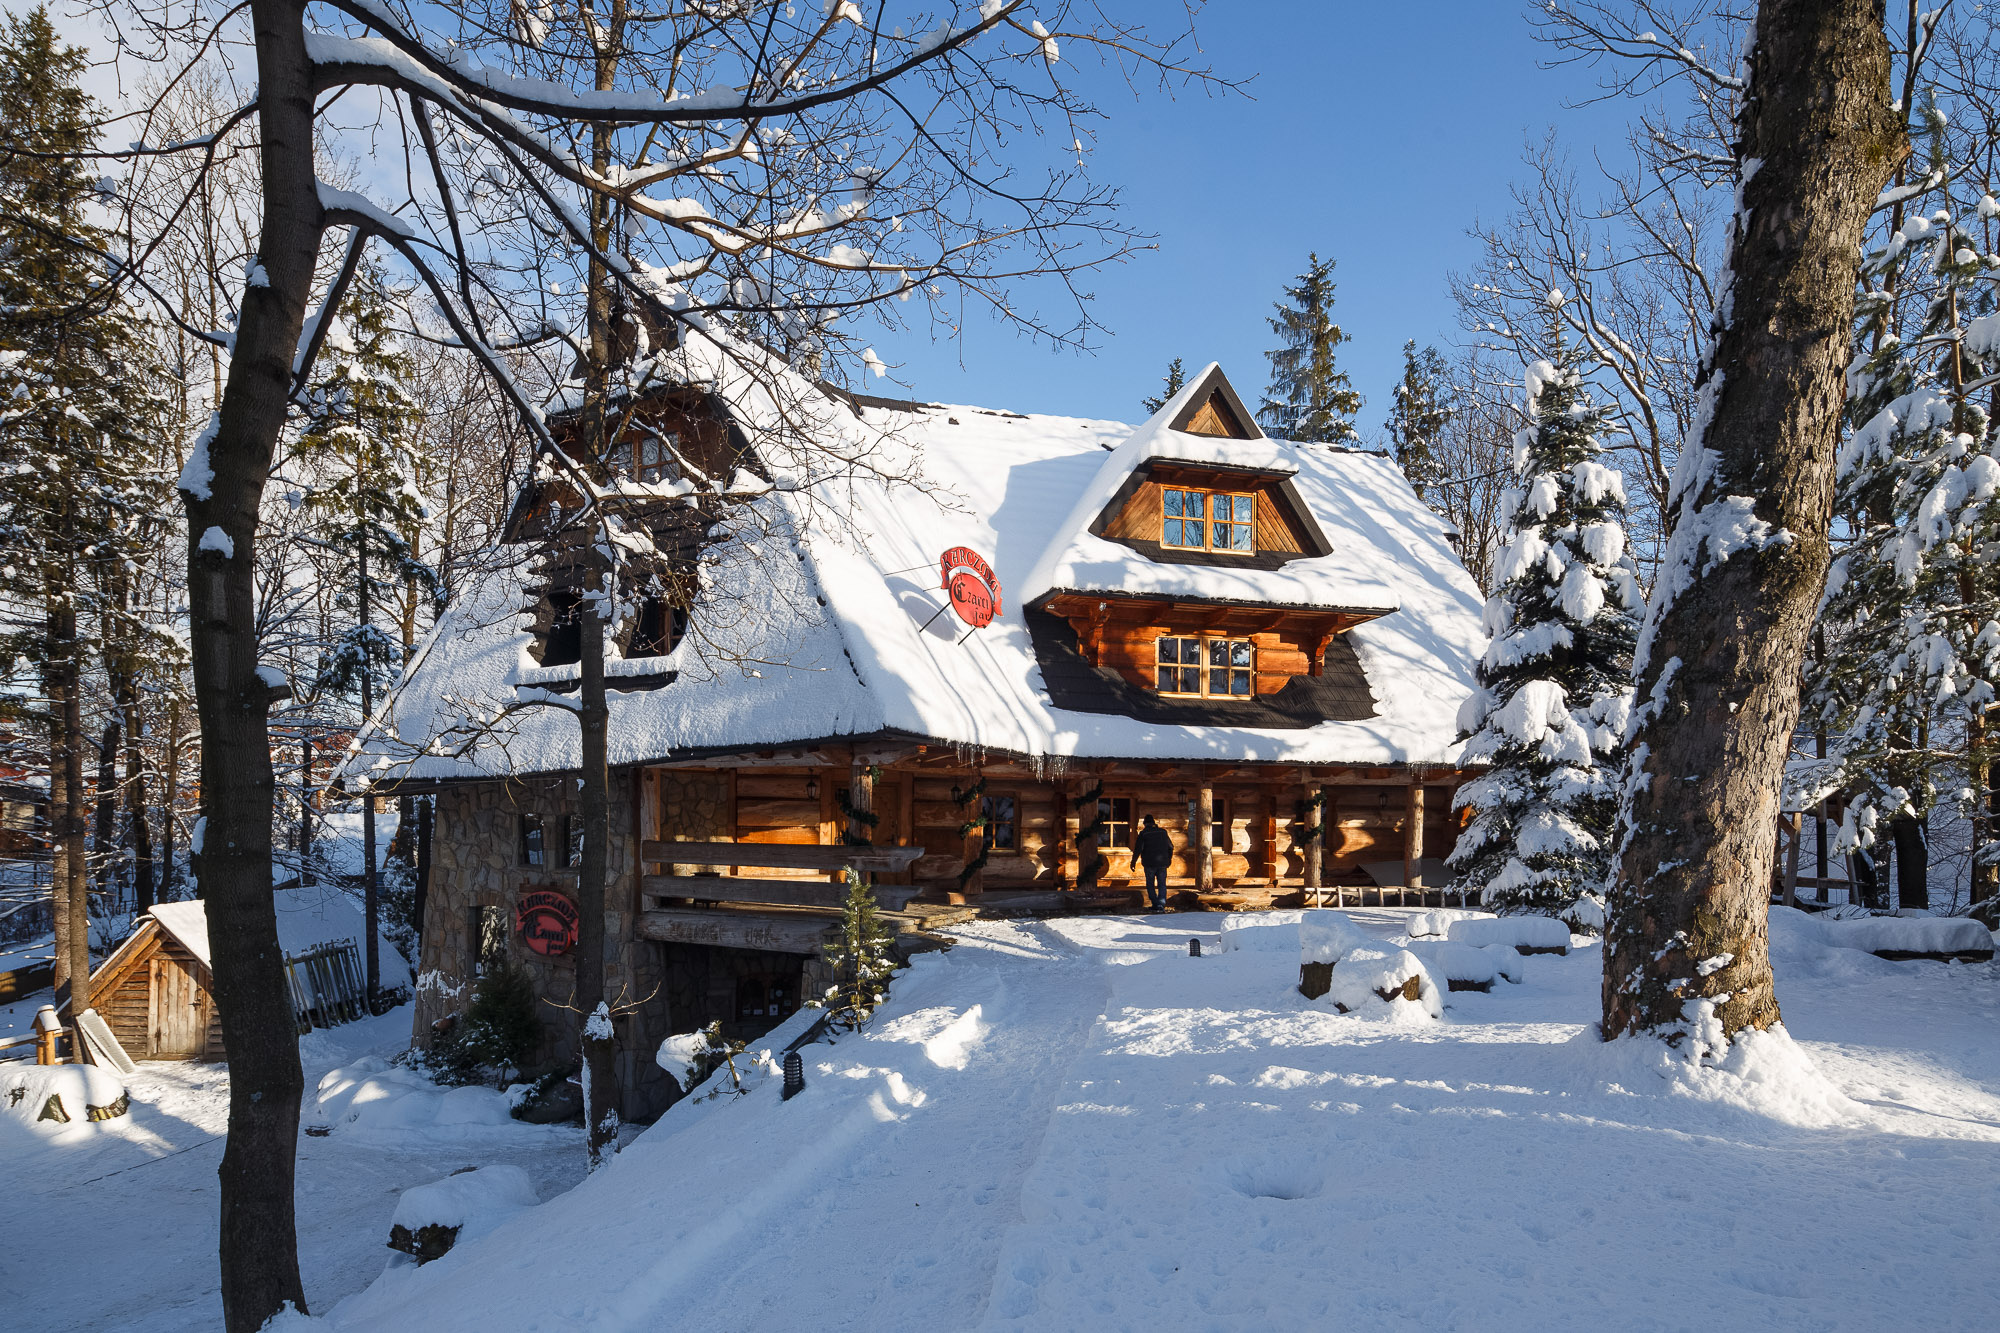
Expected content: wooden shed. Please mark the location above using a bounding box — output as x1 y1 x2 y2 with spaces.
64 910 224 1061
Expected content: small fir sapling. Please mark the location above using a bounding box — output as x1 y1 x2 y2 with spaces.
1447 342 1640 924
820 870 898 1030
446 963 541 1087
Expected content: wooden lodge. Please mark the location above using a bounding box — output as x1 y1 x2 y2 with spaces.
346 352 1488 1119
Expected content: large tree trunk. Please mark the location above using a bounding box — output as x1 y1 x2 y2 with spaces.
1890 814 1928 910
358 520 380 1007
187 3 325 1326
47 600 89 1013
1602 0 1901 1048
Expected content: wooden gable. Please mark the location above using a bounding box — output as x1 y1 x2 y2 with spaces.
1180 391 1251 439
1102 465 1313 555
61 918 225 1062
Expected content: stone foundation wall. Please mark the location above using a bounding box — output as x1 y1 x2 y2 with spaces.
415 770 673 1121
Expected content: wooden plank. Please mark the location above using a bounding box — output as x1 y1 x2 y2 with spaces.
641 875 921 909
641 840 921 871
635 907 841 955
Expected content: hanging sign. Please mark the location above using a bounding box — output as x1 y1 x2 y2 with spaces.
516 887 580 957
939 546 1002 629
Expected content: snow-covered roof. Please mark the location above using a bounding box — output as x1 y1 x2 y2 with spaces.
341 349 1485 784
147 888 412 989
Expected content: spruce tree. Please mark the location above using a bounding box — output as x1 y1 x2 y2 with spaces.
1808 105 2000 912
0 8 168 1001
1257 253 1361 443
1447 346 1641 921
1388 340 1452 500
1141 356 1185 415
294 261 433 1003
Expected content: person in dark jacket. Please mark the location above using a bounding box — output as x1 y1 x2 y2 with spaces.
1134 815 1174 912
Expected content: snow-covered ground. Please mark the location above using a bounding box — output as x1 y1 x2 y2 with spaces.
228 909 2000 1332
1 1007 583 1331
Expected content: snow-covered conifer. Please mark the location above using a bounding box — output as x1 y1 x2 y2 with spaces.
1809 105 2000 911
1448 347 1641 921
1257 254 1361 443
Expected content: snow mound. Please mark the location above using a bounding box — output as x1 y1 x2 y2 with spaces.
1298 909 1375 965
1214 910 1307 953
1600 1024 1858 1129
1446 915 1571 952
390 1165 539 1236
311 1057 519 1137
1402 940 1499 986
1480 943 1526 984
1 1064 127 1132
1320 945 1443 1020
1768 906 1982 976
1405 908 1491 939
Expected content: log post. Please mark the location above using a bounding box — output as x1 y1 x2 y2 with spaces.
1195 779 1214 897
1405 782 1426 908
1302 775 1323 906
1263 789 1280 892
898 776 916 886
1052 787 1069 889
848 758 875 892
816 767 837 881
1075 780 1100 894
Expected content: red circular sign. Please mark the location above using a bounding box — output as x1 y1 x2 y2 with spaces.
516 888 580 956
939 546 1002 629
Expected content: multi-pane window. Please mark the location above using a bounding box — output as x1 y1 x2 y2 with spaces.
1161 488 1255 553
1098 797 1133 849
607 431 680 484
519 814 547 867
982 794 1018 853
1156 636 1254 696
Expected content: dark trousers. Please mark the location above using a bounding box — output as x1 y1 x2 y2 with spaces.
1143 863 1169 910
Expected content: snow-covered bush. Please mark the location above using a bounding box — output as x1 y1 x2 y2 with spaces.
1449 349 1639 916
435 963 541 1087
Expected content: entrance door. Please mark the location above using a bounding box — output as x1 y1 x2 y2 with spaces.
149 954 208 1058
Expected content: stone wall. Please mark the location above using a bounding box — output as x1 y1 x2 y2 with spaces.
415 770 673 1121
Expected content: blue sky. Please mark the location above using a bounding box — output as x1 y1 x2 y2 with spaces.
878 3 1632 432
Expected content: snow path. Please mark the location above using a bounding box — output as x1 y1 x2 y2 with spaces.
320 921 1114 1329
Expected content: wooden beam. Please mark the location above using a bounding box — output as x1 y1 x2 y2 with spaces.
897 775 916 885
636 907 840 955
640 876 922 911
850 758 876 891
640 840 922 872
1263 789 1280 891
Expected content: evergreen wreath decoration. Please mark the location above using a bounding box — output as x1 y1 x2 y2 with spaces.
836 784 880 847
1293 788 1327 845
1073 779 1108 882
953 775 991 888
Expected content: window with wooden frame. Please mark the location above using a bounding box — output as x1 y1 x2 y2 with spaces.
981 793 1018 853
1161 487 1255 554
519 814 547 867
1098 796 1133 849
1155 635 1254 697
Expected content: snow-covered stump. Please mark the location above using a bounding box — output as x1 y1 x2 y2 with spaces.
1297 910 1443 1017
1445 915 1571 956
386 1165 539 1266
1 1064 129 1127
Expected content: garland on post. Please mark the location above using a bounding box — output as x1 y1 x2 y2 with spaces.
1073 779 1107 885
836 782 880 848
1293 788 1327 845
954 775 990 889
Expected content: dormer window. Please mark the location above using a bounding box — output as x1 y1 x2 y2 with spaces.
1156 635 1253 696
1162 488 1255 554
606 431 679 484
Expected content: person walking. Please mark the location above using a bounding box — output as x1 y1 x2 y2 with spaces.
1134 815 1174 912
